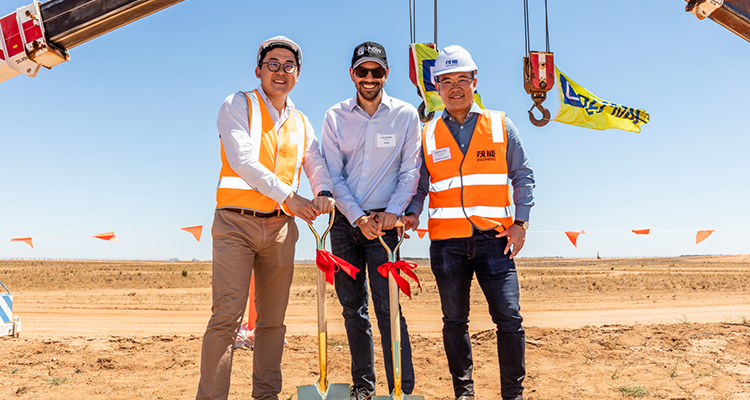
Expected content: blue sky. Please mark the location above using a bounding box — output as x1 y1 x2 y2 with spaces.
2 0 749 260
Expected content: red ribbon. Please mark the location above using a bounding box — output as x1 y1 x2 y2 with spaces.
377 260 422 299
316 250 359 284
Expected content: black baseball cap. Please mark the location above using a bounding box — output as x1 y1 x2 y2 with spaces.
351 41 388 69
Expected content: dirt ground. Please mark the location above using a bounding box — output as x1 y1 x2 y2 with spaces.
1 255 750 399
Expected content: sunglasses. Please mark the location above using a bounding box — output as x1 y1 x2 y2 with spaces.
354 66 386 79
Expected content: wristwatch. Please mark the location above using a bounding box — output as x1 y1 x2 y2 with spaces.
317 190 333 197
513 219 529 230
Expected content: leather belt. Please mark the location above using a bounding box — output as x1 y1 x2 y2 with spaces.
225 208 282 218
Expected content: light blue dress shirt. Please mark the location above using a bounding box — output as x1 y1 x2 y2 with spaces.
321 91 422 226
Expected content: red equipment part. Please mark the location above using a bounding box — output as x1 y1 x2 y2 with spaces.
523 51 554 127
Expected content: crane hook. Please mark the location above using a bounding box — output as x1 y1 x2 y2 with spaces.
528 92 551 127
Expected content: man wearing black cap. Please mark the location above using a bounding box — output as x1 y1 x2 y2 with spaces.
320 41 422 400
196 35 334 400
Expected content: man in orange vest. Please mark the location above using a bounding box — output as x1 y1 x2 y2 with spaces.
196 36 335 400
404 45 535 400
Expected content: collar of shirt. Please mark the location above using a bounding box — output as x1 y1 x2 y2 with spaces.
441 101 482 124
256 85 296 131
344 90 393 115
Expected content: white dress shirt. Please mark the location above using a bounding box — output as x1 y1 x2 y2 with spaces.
216 85 332 206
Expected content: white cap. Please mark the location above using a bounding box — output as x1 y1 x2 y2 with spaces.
257 36 302 67
432 45 478 82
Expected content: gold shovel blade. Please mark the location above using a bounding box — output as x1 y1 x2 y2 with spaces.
297 382 350 400
373 394 425 400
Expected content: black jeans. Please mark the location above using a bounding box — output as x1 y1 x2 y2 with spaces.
430 229 525 399
330 210 415 394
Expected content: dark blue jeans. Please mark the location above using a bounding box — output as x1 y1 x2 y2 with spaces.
430 229 525 400
330 211 415 394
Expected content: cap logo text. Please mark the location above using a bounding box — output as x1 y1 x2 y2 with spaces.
446 59 458 66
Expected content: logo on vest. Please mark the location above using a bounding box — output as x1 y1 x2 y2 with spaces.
476 149 496 161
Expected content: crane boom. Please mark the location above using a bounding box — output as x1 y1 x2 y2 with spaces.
41 0 183 50
0 0 183 83
686 0 750 43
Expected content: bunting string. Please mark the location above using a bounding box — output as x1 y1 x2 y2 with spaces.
8 225 203 248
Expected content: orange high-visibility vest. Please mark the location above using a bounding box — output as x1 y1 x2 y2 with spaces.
422 109 513 240
215 90 306 214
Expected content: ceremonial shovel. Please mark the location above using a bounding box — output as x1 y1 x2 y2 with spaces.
297 209 356 400
373 223 424 400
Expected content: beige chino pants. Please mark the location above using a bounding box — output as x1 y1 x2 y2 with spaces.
196 209 298 400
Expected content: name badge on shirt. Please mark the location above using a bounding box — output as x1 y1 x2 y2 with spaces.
432 147 451 162
377 134 396 148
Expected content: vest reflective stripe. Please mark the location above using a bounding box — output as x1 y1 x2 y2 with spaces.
430 173 508 193
423 109 513 239
288 111 306 191
428 206 512 219
423 118 439 156
217 176 254 190
489 110 505 143
247 91 263 160
215 90 306 213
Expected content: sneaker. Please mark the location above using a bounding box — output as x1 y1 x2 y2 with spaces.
350 385 374 400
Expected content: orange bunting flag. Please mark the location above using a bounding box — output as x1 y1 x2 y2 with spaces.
11 237 33 248
632 229 650 235
696 230 714 244
416 229 428 239
93 232 118 242
565 231 585 248
181 225 203 241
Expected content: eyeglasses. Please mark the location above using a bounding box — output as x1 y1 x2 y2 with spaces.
437 77 474 88
260 61 298 74
354 66 386 79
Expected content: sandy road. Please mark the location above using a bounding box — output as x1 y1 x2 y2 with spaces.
12 287 750 338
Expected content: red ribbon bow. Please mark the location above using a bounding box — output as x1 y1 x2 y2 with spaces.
316 250 359 284
377 260 422 299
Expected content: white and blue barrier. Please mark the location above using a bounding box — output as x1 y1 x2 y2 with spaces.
0 281 21 337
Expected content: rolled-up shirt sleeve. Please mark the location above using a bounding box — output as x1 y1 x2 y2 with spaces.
505 116 535 222
217 92 293 205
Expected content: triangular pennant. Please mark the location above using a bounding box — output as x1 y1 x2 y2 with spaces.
416 229 428 239
181 225 203 241
565 231 584 248
632 229 650 235
93 232 118 242
696 230 714 244
11 237 33 248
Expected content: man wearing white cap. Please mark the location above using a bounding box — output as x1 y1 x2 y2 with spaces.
405 45 535 400
196 36 334 400
320 41 422 400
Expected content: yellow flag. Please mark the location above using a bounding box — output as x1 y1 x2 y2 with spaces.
554 66 649 132
410 43 483 114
